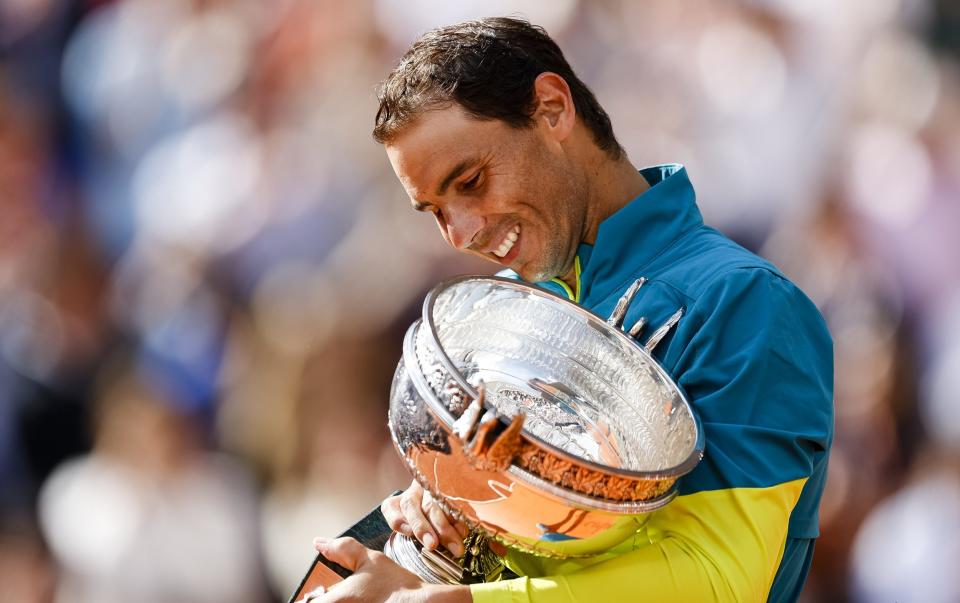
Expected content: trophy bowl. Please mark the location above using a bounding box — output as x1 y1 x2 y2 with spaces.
387 276 703 571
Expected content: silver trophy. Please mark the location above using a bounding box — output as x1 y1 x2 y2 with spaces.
385 276 704 584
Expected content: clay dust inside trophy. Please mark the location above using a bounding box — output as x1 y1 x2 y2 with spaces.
386 277 703 584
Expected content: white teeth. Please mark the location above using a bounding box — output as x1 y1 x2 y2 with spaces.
493 225 520 258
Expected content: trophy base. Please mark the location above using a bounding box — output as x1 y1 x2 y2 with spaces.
384 532 465 585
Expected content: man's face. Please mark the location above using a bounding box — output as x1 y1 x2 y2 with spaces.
385 105 587 283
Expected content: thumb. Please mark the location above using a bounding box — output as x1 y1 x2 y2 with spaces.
313 536 371 572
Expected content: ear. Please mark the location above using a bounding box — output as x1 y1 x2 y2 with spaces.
532 72 576 145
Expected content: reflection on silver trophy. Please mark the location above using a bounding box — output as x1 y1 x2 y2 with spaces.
385 276 704 584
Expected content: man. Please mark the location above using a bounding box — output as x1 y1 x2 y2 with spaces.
311 17 833 603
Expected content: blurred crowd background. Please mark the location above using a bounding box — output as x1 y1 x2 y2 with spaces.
1 0 958 601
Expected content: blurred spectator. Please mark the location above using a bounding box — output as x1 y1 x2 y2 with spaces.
849 451 960 603
0 519 55 603
37 362 269 603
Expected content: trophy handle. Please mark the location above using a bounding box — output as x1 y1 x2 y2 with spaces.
644 308 684 353
606 277 646 328
605 278 684 352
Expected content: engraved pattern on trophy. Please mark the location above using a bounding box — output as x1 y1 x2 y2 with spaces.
385 276 705 582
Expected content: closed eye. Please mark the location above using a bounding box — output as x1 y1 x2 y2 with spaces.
460 171 482 191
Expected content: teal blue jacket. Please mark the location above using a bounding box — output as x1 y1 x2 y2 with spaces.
472 164 833 603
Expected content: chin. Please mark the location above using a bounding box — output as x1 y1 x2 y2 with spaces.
516 266 553 283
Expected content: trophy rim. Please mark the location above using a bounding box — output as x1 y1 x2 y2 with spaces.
417 275 706 481
397 324 684 514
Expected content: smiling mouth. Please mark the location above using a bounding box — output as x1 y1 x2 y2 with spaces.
492 225 520 258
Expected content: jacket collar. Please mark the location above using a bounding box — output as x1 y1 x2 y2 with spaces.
576 164 703 303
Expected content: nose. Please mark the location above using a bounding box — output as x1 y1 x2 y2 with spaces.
441 205 485 250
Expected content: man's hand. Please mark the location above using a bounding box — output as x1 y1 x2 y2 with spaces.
309 536 471 603
381 480 469 558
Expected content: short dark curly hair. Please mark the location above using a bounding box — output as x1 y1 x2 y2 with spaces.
373 17 623 159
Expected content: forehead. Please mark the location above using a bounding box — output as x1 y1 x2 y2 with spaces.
385 106 502 195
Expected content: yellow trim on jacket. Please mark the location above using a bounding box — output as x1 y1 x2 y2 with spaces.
470 478 807 603
550 256 582 303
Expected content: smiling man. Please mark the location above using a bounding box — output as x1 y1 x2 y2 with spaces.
380 72 646 290
310 17 833 603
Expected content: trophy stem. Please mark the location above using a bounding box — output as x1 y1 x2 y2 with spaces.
383 529 505 585
384 532 463 584
461 529 505 582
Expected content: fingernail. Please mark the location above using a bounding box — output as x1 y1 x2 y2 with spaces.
422 533 437 550
313 537 327 549
400 523 411 536
449 542 464 558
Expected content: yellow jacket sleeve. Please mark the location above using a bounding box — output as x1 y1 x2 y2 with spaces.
470 478 805 603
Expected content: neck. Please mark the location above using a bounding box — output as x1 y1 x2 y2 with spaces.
581 151 649 245
557 146 649 290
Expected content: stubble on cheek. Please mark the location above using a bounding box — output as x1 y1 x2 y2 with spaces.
516 221 571 283
501 137 581 282
530 186 583 283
